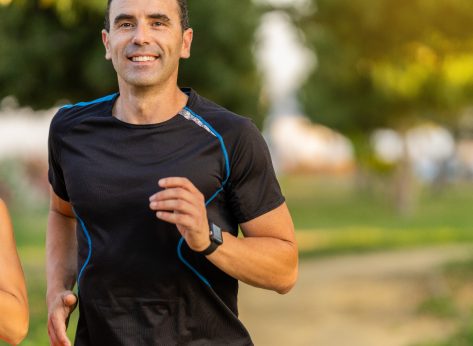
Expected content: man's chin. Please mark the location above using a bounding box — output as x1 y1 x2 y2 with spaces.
122 78 163 89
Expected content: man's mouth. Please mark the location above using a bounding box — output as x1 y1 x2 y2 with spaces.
129 55 160 62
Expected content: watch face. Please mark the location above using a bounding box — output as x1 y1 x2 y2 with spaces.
210 223 223 245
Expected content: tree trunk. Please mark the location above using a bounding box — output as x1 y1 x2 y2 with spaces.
394 135 417 217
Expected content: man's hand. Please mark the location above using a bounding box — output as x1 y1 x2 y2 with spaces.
149 177 211 252
149 179 298 294
47 291 77 346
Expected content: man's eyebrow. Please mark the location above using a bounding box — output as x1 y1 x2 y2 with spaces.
148 13 171 22
114 14 135 25
113 13 171 26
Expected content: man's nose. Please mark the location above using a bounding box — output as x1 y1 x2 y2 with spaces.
132 24 151 45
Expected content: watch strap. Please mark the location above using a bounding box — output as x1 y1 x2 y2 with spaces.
197 241 220 256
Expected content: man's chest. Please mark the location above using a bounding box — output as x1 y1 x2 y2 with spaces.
60 124 224 214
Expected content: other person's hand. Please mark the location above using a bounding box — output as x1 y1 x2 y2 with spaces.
149 177 211 252
47 291 77 346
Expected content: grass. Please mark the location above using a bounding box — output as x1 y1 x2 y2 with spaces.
281 175 473 255
429 320 473 346
412 257 473 346
282 175 473 231
2 175 473 345
417 296 458 319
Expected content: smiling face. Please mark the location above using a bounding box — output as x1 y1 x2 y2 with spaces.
102 0 193 90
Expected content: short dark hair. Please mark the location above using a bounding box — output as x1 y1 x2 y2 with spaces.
104 0 190 32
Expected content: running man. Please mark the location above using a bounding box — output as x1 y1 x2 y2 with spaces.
46 0 298 345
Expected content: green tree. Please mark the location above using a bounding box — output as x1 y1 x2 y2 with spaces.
296 0 473 214
180 0 262 124
0 0 262 124
0 0 115 109
298 0 473 133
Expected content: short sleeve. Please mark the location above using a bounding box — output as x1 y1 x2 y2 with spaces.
226 120 285 223
48 114 70 201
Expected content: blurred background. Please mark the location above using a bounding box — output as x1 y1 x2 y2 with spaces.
1 0 473 345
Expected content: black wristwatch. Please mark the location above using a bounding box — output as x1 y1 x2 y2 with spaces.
197 222 223 256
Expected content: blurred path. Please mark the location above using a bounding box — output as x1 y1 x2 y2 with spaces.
239 244 473 346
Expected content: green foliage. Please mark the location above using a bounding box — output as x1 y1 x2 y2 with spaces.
180 0 263 125
413 317 473 346
417 296 458 319
412 257 473 346
444 258 473 280
0 0 116 109
298 0 473 133
0 0 262 124
443 323 473 346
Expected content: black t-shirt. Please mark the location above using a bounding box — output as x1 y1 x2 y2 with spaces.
48 88 285 345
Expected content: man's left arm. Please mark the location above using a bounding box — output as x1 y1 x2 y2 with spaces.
207 202 298 294
149 177 298 294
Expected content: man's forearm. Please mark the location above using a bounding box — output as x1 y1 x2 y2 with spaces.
206 233 298 294
46 210 78 304
206 203 298 294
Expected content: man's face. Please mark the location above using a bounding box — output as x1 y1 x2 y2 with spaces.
102 0 193 89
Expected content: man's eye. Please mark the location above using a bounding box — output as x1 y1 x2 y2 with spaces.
153 22 163 27
120 23 133 28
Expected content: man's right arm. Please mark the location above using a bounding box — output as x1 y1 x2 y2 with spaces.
46 188 78 346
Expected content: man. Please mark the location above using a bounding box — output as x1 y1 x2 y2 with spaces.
46 0 298 345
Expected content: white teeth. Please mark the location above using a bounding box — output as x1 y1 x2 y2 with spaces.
131 56 158 62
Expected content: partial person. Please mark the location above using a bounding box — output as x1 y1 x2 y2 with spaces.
0 199 29 345
46 0 298 345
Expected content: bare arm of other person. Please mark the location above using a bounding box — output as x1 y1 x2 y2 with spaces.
46 189 78 346
149 178 298 294
0 199 29 345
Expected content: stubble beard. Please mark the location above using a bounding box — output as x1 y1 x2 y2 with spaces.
115 57 181 90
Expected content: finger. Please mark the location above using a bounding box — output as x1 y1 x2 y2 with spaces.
158 177 200 194
51 314 70 346
151 188 202 205
50 313 71 346
48 303 64 346
156 211 193 227
48 318 60 346
152 187 191 201
150 199 195 214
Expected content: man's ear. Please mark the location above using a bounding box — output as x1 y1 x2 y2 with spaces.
180 28 193 59
102 29 112 60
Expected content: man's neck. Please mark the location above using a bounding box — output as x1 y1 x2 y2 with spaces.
113 82 188 125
